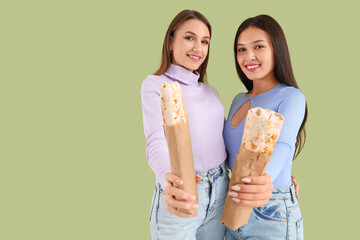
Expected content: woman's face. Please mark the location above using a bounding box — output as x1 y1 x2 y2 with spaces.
236 27 276 82
170 19 210 72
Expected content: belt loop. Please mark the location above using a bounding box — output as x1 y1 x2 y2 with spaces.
290 184 296 203
208 171 213 184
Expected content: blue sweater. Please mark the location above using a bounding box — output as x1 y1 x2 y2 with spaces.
223 84 306 188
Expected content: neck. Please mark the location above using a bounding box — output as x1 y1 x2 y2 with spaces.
247 74 279 98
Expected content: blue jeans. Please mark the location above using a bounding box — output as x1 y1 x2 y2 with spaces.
225 184 303 240
150 162 230 240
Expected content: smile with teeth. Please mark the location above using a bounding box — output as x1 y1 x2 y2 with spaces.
245 64 260 72
246 64 260 69
188 54 201 61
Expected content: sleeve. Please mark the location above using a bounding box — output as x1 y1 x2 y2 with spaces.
141 77 171 189
265 89 306 182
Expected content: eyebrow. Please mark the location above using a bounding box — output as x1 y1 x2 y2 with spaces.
237 39 266 46
185 31 210 39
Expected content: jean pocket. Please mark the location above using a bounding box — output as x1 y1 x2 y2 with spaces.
149 186 157 221
253 200 287 223
296 217 304 240
150 185 161 222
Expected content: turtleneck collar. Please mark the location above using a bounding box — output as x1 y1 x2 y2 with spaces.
164 64 200 86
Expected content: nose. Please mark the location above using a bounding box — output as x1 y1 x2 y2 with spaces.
245 49 256 61
192 39 202 53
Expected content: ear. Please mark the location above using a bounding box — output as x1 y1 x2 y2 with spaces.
169 36 173 51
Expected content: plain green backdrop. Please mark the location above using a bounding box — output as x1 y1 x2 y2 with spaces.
1 0 359 239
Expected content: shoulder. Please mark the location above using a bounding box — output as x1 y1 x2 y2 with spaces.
277 85 305 103
201 83 221 97
141 74 167 94
232 91 247 104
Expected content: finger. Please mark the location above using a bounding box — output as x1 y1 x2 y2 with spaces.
195 175 202 184
164 194 198 210
292 178 298 187
228 191 272 201
231 198 270 208
295 182 299 199
164 185 196 201
165 204 199 218
164 172 183 186
230 182 273 194
291 175 297 180
241 173 272 185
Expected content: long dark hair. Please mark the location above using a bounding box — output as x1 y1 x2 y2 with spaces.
154 10 212 83
234 14 308 159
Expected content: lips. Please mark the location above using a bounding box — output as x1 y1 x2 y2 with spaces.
245 63 260 72
187 54 201 61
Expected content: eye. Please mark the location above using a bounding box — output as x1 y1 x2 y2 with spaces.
202 40 209 45
255 45 264 49
238 48 246 52
185 36 194 40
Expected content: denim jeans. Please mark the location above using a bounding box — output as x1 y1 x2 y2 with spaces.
225 184 303 240
150 162 230 240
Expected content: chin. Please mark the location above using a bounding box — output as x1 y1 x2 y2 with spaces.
185 64 200 72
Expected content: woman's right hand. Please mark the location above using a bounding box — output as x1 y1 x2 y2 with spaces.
163 173 201 218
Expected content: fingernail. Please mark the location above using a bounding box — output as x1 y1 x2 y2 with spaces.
231 186 240 191
176 179 184 185
242 178 251 183
232 198 240 203
194 212 200 217
191 204 198 209
188 195 196 200
228 192 238 197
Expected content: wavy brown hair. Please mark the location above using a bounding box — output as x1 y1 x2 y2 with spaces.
154 10 212 83
234 15 308 160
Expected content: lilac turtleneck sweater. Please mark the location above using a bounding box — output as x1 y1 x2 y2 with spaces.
141 64 227 188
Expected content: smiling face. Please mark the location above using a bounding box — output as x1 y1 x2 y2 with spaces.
170 19 210 72
236 27 276 82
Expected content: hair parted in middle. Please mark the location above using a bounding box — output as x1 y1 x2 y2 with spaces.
154 9 212 83
233 14 308 160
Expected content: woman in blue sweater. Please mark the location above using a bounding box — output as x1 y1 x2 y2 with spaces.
224 15 307 239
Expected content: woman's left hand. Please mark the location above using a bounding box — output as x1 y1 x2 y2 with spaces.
228 173 273 207
291 175 299 199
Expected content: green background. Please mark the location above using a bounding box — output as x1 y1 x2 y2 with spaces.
1 0 358 239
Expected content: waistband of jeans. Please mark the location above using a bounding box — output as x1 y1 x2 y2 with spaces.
195 162 227 180
270 184 297 202
195 161 227 180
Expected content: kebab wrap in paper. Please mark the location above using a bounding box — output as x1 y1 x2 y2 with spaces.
160 82 198 214
221 107 284 230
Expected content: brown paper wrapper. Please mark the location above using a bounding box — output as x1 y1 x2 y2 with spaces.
221 147 272 230
164 123 198 214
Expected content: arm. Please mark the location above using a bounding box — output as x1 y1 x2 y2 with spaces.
142 78 201 217
229 89 305 206
265 89 306 182
141 77 171 189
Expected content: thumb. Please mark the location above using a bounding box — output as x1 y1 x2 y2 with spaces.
195 175 202 184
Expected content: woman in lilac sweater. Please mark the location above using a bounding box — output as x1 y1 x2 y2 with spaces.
141 10 274 240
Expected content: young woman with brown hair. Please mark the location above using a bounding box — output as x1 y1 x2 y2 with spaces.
224 15 307 239
141 10 274 240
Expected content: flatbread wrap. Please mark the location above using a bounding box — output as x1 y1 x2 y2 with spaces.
160 82 198 214
221 107 284 230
